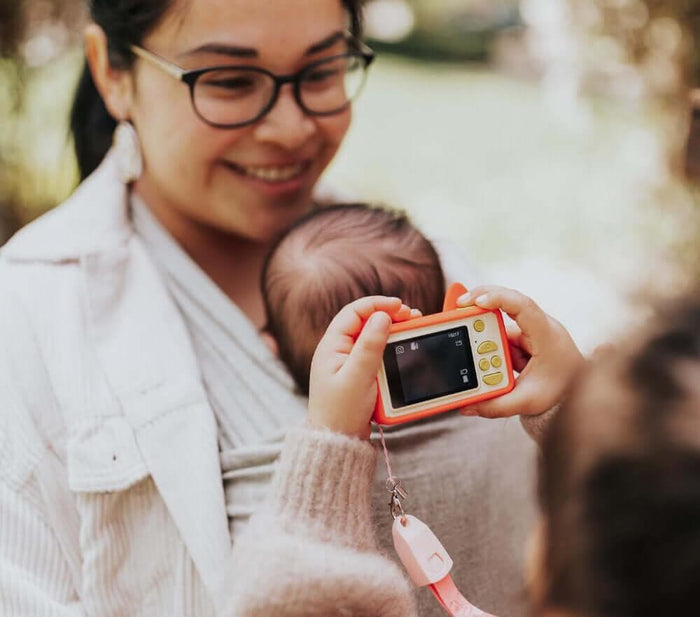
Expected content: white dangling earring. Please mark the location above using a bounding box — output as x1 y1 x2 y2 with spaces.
113 120 143 184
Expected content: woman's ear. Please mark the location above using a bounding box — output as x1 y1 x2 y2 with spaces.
84 24 134 121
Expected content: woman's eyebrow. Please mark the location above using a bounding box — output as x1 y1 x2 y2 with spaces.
179 43 258 59
305 31 345 55
180 31 345 61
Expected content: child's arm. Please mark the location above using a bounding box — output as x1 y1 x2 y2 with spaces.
221 296 421 617
457 285 585 421
308 295 419 439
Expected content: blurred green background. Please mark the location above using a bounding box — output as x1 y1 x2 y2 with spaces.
1 0 697 351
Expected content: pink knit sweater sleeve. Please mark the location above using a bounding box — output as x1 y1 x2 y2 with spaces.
219 427 417 617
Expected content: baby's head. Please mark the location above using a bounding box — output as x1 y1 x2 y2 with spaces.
536 295 700 617
262 203 445 394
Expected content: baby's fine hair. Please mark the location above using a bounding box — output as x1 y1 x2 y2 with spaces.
262 203 445 394
539 294 700 617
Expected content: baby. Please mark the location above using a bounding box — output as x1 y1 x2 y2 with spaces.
261 202 445 394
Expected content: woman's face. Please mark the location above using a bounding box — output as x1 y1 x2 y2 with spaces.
129 0 352 242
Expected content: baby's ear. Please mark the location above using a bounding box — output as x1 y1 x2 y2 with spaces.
260 330 279 356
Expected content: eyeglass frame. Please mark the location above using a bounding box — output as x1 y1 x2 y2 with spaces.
129 37 375 129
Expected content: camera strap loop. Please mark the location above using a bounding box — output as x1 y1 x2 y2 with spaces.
377 426 498 617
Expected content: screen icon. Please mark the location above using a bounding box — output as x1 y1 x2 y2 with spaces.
455 340 463 347
410 341 419 351
396 345 405 355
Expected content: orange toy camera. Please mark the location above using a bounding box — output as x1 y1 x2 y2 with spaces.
373 283 514 426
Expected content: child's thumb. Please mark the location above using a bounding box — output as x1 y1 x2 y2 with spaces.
341 311 391 386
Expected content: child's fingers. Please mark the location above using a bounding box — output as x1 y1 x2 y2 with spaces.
461 378 544 419
505 321 522 341
508 342 531 373
324 296 402 342
339 311 392 387
458 286 549 347
393 303 415 322
504 322 530 372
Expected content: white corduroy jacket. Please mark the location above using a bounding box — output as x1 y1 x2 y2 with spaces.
0 151 233 616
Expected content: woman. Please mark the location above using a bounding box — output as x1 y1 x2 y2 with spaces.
0 1 578 615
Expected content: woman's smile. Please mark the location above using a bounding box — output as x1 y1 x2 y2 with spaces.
220 158 313 196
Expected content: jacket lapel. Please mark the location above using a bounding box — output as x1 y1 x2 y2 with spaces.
3 150 231 600
83 240 231 599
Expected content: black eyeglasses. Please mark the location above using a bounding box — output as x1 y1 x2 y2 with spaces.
130 39 375 129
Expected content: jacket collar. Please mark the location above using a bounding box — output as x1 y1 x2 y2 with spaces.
2 149 132 262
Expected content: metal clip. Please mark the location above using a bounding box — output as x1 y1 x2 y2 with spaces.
386 477 408 501
386 477 408 522
390 492 407 522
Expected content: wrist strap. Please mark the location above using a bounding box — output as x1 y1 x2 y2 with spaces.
379 426 499 617
430 576 496 617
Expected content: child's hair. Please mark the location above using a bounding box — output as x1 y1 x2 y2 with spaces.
538 294 700 617
261 203 445 394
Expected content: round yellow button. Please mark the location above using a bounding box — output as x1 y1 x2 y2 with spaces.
474 319 485 333
479 359 490 371
491 356 502 368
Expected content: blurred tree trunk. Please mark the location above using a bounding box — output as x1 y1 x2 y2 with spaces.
0 0 26 244
0 0 84 244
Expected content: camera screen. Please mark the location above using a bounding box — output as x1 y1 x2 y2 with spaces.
383 326 477 408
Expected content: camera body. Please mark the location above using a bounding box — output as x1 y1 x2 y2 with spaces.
373 305 514 426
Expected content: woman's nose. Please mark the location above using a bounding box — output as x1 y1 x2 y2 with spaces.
253 85 316 149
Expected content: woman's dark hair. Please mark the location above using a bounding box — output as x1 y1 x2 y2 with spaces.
71 0 365 180
538 295 700 617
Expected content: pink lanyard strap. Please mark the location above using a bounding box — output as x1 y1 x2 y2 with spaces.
378 427 498 617
430 576 496 617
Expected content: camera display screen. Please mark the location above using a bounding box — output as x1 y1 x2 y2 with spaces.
383 326 477 408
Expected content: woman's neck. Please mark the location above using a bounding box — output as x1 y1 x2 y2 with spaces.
135 190 272 329
182 227 271 330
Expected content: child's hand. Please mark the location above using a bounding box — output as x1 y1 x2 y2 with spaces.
308 296 420 440
457 286 584 419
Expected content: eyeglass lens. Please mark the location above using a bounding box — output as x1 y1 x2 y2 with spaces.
193 54 368 127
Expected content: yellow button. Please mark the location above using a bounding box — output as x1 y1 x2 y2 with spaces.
474 319 485 332
483 372 504 386
491 355 502 368
477 340 498 355
479 359 490 371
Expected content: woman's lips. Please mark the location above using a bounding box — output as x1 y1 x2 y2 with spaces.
223 160 309 183
220 159 314 197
